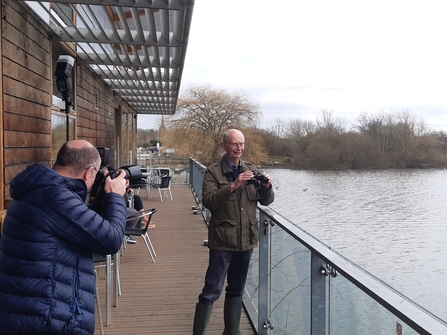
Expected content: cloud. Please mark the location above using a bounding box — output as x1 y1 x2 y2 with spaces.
140 0 447 132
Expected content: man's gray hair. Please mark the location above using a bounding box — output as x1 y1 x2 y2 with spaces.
53 143 100 175
222 129 243 142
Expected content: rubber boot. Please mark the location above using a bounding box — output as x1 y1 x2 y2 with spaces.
193 303 213 335
222 296 243 335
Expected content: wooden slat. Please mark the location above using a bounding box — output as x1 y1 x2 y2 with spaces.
95 183 256 335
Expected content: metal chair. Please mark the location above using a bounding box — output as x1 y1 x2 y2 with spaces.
93 252 119 328
94 269 105 335
159 168 172 177
129 176 150 200
151 176 173 201
124 208 157 262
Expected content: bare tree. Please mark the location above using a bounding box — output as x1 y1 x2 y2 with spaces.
286 117 315 138
354 111 393 161
172 84 261 129
315 109 346 134
269 117 288 138
162 84 266 165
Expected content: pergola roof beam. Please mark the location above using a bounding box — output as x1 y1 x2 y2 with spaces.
18 0 194 115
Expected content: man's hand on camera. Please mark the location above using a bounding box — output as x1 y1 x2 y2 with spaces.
260 172 272 189
230 171 253 192
104 169 127 195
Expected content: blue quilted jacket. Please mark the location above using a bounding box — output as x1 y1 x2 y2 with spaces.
0 163 127 335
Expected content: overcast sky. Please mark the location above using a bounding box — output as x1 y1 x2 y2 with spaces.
138 0 447 132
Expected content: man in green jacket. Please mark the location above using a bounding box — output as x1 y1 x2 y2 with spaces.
193 129 275 335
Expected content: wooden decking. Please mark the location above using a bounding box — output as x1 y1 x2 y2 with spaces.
94 183 256 335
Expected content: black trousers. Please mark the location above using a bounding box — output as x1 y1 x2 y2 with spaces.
198 249 253 305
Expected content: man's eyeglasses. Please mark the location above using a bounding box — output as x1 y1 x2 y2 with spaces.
86 166 99 173
224 142 245 148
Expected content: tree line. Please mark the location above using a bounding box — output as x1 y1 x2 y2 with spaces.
137 129 159 148
138 84 447 169
263 109 447 169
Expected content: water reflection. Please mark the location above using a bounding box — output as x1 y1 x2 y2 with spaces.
264 168 447 321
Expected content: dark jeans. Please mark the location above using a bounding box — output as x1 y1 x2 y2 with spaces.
198 249 253 305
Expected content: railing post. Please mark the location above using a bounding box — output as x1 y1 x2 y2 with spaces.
258 212 271 335
311 254 327 335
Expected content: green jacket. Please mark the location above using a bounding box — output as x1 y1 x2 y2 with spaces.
202 155 275 251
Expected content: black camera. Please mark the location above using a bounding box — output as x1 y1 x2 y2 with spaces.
89 147 142 212
247 170 269 184
106 165 142 182
90 165 142 203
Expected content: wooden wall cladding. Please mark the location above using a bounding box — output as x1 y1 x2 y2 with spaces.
75 65 116 149
2 1 52 207
2 1 137 208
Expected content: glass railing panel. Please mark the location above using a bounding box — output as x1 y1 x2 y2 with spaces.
269 223 312 334
329 272 419 335
189 158 447 334
245 245 259 308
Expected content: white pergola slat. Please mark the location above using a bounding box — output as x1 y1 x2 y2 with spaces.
19 0 194 115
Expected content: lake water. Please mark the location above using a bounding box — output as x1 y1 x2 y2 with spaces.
262 168 447 322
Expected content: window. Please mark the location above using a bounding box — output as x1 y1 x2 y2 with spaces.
51 113 75 164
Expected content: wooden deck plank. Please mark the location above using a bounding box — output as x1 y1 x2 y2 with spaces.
95 183 256 335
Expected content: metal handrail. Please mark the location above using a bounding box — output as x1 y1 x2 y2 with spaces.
255 206 447 335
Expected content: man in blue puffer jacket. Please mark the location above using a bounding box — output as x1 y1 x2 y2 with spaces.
0 140 128 335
